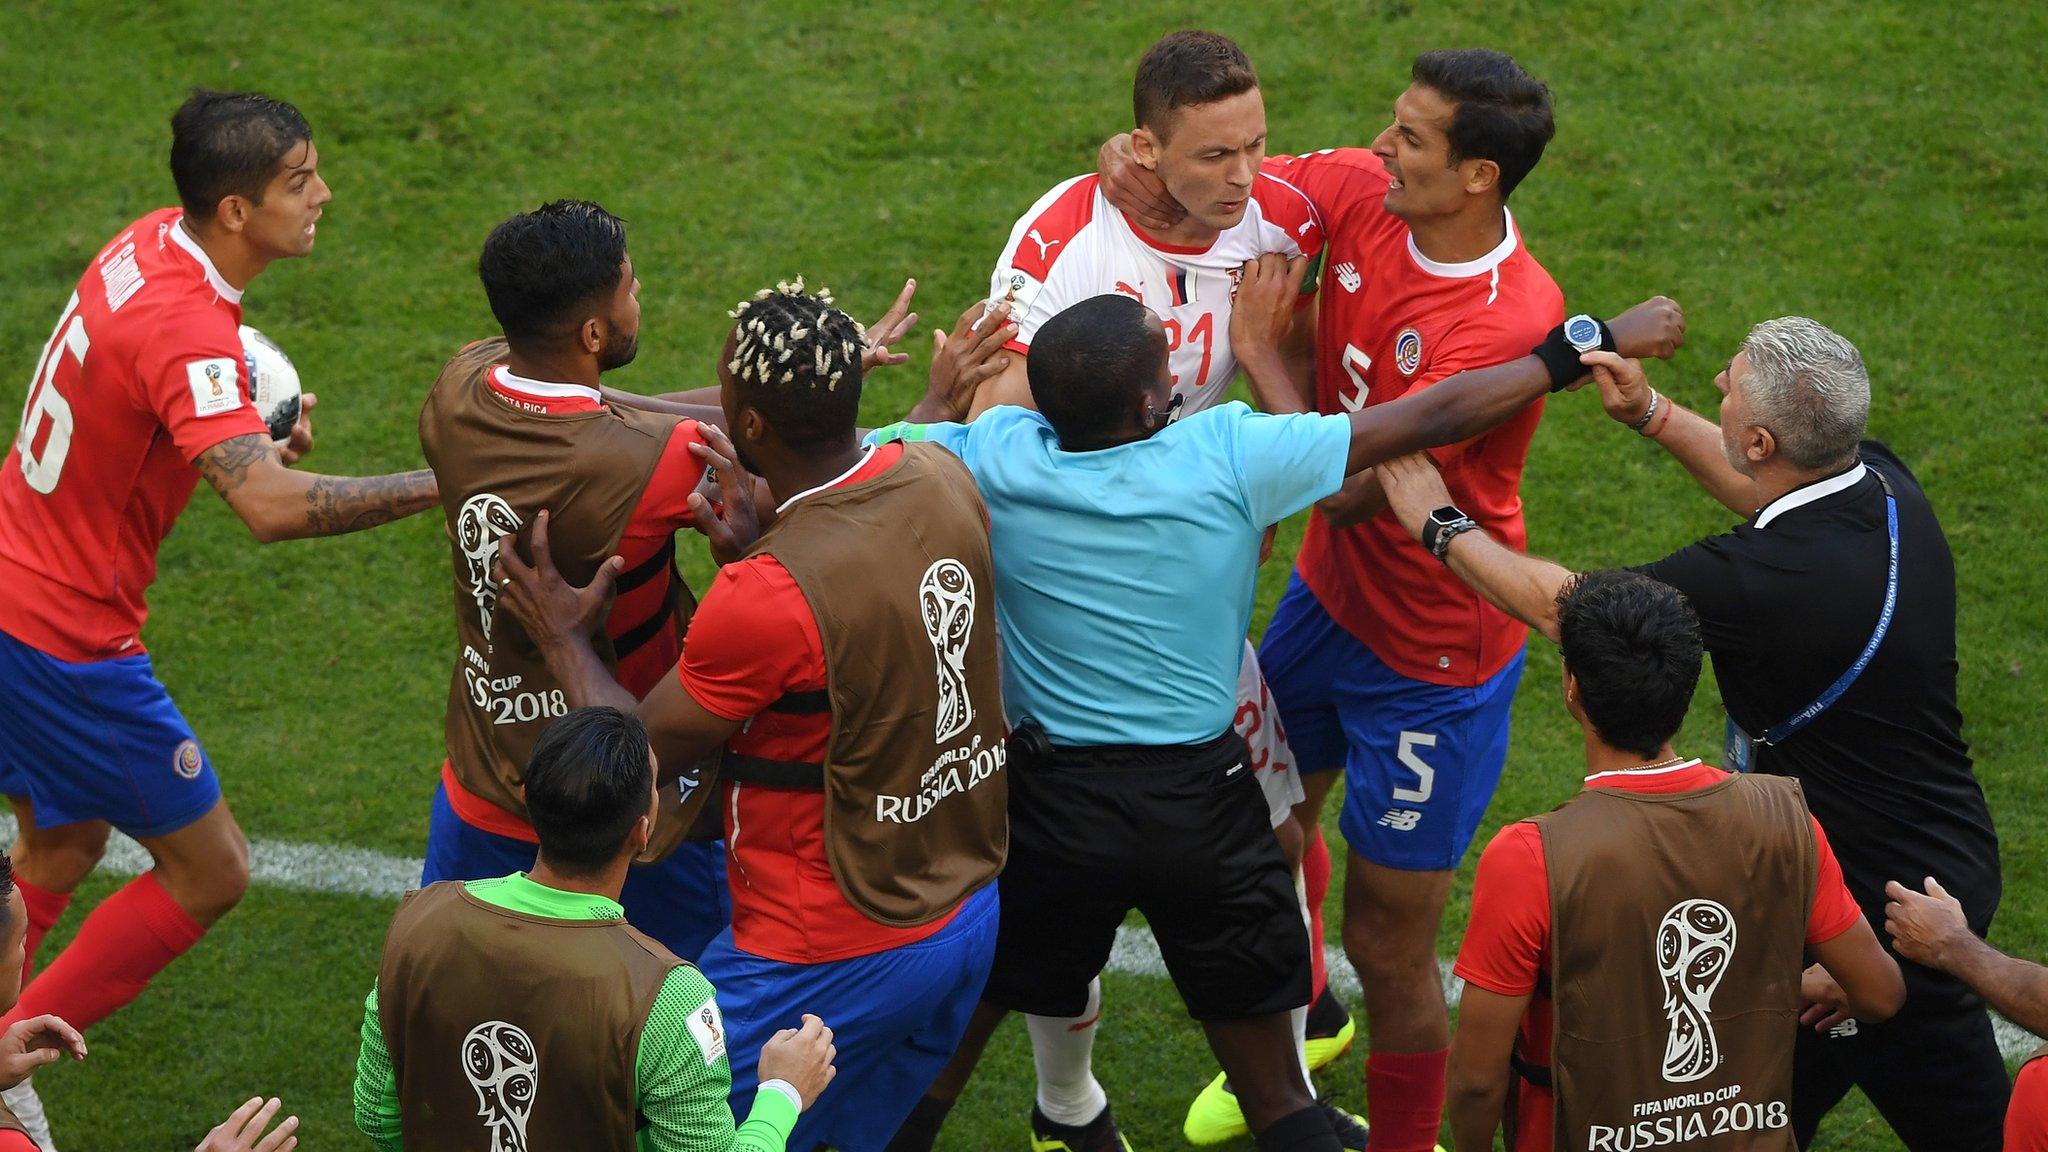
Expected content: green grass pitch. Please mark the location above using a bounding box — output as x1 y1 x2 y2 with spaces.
1 2 2043 1149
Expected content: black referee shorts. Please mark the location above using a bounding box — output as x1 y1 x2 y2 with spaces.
980 730 1310 1022
1792 1000 2011 1151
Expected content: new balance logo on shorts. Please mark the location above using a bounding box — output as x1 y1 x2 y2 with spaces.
1377 808 1422 831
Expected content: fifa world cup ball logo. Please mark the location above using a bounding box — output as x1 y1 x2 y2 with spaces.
919 558 977 743
1656 899 1736 1083
457 493 523 640
462 1020 538 1152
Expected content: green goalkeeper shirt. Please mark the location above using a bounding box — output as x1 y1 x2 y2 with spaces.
353 873 797 1152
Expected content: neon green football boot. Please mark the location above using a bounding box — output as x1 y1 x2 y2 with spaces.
1184 1078 1373 1150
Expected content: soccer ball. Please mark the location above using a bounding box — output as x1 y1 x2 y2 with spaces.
239 325 302 445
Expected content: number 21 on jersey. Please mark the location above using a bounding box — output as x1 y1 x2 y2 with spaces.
16 293 86 494
1161 312 1215 396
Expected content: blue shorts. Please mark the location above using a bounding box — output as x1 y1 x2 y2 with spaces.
1258 573 1524 871
0 627 221 838
420 779 731 962
705 882 999 1152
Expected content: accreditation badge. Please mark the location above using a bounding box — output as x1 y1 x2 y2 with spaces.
1723 716 1755 773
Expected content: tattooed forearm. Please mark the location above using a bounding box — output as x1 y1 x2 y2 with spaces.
303 470 438 536
195 434 437 541
196 434 276 499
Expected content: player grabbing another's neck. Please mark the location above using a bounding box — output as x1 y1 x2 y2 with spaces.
479 200 643 393
1027 293 1177 453
1556 571 1704 780
169 89 331 292
719 279 871 507
521 707 660 904
1127 31 1266 252
1370 50 1555 268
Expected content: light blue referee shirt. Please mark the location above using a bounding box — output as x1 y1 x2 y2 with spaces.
869 402 1350 746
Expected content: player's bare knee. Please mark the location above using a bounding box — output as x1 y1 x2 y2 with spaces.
12 821 112 892
1342 918 1434 985
153 820 251 920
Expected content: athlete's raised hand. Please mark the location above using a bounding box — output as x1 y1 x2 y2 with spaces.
495 510 621 652
758 1013 838 1111
687 423 761 565
910 301 1017 423
279 392 316 466
1606 296 1687 362
1378 452 1453 542
1230 253 1310 365
1098 133 1185 232
0 1013 84 1090
861 278 920 371
1579 350 1653 424
195 1096 299 1152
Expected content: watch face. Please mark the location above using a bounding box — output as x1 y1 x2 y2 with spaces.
1565 314 1601 350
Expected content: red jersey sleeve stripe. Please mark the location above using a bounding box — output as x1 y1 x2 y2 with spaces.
1009 175 1099 281
1252 171 1326 256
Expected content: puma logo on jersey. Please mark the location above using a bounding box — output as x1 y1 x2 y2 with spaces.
1335 262 1361 293
1027 228 1061 260
1114 280 1143 301
1298 220 1315 237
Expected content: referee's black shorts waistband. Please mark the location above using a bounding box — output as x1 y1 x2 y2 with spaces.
1032 728 1246 773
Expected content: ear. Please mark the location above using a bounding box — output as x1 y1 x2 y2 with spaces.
580 316 605 357
215 195 250 236
1748 424 1776 465
740 404 770 447
1132 126 1163 171
1462 157 1501 198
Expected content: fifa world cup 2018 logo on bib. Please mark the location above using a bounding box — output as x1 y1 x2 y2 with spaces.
462 1020 537 1152
920 558 977 742
457 493 523 640
1657 899 1736 1082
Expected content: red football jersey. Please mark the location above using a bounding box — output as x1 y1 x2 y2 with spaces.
0 208 270 662
1262 150 1565 686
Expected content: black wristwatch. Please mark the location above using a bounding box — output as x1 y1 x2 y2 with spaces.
1421 504 1481 560
1532 313 1616 392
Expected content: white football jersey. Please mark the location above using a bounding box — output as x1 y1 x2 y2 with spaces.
989 172 1324 414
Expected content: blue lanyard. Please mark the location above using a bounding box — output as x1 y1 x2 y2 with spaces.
1754 472 1900 748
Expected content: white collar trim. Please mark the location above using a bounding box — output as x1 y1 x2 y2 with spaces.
776 444 877 515
1406 208 1517 280
492 366 602 404
1753 463 1868 530
1585 757 1703 784
169 217 244 303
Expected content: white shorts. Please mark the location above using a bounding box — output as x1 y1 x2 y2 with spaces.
1234 640 1305 830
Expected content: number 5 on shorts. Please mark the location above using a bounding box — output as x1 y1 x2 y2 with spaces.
1392 731 1437 804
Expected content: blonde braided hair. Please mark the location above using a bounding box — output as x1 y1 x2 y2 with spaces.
726 276 867 393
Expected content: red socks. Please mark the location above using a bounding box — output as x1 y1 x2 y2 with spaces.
1304 825 1332 1000
14 877 72 989
1366 1047 1448 1152
3 871 205 1033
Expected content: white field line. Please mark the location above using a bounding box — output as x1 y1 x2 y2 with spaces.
16 815 2040 1062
